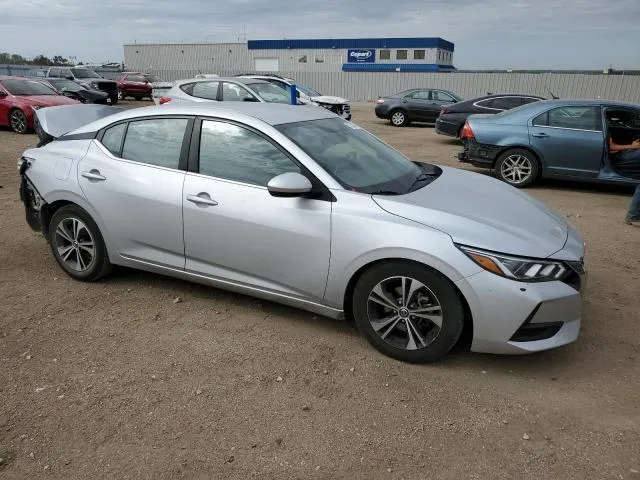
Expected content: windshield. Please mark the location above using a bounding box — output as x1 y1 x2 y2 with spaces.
248 83 291 104
72 69 101 79
49 79 82 92
296 83 322 97
276 118 429 194
1 79 57 96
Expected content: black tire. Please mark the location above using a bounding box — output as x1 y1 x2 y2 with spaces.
389 109 409 127
109 95 118 105
134 95 142 101
495 148 540 188
352 261 465 363
49 205 111 282
9 108 28 134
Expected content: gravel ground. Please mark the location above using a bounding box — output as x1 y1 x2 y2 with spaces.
0 101 639 479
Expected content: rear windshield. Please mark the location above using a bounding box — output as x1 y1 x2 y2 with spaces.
1 79 57 95
72 69 101 79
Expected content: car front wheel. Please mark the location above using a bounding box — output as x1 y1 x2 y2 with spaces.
352 261 465 363
49 205 111 281
9 109 28 134
495 149 540 188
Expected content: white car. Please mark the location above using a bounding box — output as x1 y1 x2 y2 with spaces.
239 75 352 120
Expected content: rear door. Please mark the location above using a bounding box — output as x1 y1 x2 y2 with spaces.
529 105 604 178
78 116 192 268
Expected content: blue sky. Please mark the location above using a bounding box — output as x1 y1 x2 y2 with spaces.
2 0 639 69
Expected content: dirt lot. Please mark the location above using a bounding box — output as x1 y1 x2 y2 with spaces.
1 101 639 479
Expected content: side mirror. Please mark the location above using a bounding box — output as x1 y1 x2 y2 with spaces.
242 96 259 102
296 91 301 98
267 172 313 197
0 91 7 97
65 76 74 81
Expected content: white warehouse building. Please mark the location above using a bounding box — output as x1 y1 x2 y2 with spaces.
123 37 456 79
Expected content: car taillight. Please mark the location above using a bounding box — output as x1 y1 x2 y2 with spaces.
460 121 475 140
159 96 171 105
376 98 385 104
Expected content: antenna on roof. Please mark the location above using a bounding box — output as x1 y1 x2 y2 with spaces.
546 87 559 99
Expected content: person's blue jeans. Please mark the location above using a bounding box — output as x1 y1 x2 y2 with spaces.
628 184 640 220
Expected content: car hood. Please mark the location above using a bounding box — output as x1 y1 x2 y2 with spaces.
310 95 349 105
27 95 80 107
373 166 568 258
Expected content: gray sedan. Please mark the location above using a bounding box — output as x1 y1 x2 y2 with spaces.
19 103 585 363
159 77 293 105
375 88 463 126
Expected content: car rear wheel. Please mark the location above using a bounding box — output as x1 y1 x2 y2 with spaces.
495 149 539 188
9 109 28 134
49 205 111 281
390 109 409 127
352 261 465 363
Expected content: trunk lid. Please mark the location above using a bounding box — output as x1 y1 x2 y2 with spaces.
34 104 123 144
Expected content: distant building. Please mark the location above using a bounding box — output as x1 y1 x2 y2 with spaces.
123 37 455 75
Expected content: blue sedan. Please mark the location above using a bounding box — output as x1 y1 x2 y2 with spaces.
459 99 640 187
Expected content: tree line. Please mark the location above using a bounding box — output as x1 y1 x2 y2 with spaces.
0 53 81 66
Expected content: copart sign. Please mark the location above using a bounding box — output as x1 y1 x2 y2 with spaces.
347 49 376 63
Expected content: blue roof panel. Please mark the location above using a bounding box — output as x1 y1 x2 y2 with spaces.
249 38 454 52
342 63 456 72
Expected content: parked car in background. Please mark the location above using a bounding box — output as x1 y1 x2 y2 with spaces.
40 78 109 104
459 99 640 187
239 75 352 121
19 102 585 363
159 77 295 106
117 72 172 101
375 89 463 126
0 76 79 133
46 67 118 104
435 94 545 138
26 69 47 78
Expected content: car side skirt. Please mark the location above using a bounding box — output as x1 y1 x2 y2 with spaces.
117 254 345 320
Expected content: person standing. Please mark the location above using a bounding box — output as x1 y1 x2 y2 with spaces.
625 184 640 225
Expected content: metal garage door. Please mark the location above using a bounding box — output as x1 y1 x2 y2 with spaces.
254 58 279 72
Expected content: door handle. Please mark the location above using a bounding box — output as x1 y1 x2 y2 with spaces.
81 170 106 181
531 133 549 138
187 193 218 206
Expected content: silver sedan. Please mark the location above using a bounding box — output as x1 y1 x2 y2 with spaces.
19 103 586 363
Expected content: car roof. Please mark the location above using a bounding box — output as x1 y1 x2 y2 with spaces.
175 77 269 86
0 76 43 81
71 103 337 134
531 99 639 108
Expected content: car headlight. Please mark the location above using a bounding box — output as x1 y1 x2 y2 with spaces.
458 245 567 282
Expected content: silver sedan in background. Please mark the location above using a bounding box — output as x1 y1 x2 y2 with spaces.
19 103 585 363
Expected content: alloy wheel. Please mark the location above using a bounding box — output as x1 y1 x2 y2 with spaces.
117 89 123 100
367 276 443 351
391 111 406 126
500 154 533 184
10 110 27 133
54 217 96 272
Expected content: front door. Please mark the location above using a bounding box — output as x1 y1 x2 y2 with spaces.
405 90 434 121
529 105 604 178
182 119 331 302
78 117 191 268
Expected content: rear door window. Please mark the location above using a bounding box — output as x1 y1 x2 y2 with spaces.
536 106 602 131
432 91 456 102
121 118 189 169
100 123 127 156
485 97 522 110
191 81 219 100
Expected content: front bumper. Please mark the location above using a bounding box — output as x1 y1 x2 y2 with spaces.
456 264 585 355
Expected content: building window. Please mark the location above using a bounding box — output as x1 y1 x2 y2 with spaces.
314 55 324 63
298 55 307 63
396 50 408 60
414 50 425 60
380 49 391 60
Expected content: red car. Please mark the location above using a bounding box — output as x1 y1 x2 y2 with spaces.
116 72 162 100
0 76 79 134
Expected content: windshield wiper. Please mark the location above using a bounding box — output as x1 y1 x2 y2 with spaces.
407 173 435 193
370 190 402 196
